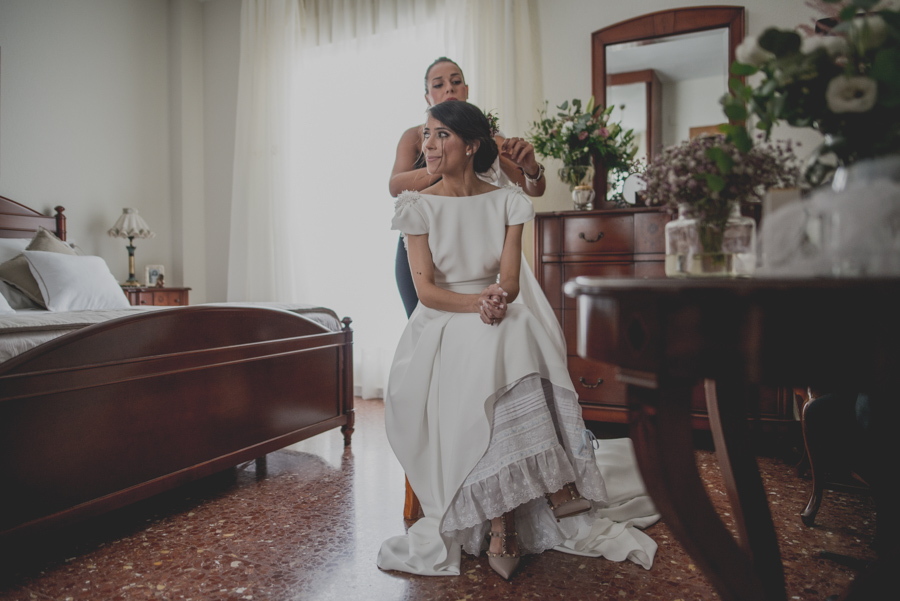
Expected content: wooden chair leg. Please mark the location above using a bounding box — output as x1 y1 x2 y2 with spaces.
404 476 422 520
800 395 825 527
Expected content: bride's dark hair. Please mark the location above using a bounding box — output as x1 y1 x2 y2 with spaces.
427 101 499 174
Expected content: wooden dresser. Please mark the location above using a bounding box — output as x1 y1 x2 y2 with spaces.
122 286 191 307
533 206 796 428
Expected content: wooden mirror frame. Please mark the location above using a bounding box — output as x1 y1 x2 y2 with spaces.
590 5 745 207
608 69 663 161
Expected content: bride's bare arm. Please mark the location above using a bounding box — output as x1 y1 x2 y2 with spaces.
406 234 482 313
497 224 523 302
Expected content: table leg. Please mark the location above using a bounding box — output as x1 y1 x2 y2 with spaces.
624 372 783 601
705 379 787 600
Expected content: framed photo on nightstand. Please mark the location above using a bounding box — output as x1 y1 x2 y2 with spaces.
145 265 165 287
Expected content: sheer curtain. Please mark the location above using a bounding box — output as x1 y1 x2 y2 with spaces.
229 0 542 398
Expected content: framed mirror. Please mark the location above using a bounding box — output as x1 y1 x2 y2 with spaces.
591 6 745 207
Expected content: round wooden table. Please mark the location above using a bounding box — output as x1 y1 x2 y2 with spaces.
565 277 900 601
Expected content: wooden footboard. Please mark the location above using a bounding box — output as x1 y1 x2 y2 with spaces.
0 306 353 539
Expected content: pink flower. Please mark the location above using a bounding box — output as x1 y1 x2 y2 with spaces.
599 127 609 138
578 131 589 141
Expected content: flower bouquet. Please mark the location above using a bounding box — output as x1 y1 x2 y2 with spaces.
641 135 801 276
722 0 900 185
527 97 637 191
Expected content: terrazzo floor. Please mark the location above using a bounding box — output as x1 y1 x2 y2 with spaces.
0 397 877 601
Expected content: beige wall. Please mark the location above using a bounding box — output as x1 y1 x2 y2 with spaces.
201 0 241 303
0 0 173 284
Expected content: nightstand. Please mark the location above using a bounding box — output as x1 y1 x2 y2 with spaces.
122 286 191 307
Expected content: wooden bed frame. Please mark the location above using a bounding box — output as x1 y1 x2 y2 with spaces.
0 194 354 540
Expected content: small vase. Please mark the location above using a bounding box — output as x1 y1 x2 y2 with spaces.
665 202 756 278
572 185 595 211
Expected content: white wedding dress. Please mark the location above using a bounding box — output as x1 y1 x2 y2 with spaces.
377 186 658 576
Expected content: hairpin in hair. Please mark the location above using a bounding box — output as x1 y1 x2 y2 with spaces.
484 110 500 137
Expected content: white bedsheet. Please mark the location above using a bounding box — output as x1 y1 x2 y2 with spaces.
0 303 342 364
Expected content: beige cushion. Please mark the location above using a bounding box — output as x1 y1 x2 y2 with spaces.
0 228 76 307
28 227 76 254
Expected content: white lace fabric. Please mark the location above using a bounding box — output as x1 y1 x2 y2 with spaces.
441 375 608 556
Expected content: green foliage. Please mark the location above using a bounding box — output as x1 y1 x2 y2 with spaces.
527 97 637 189
720 1 900 186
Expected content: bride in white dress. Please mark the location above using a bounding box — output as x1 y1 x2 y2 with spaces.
377 100 655 580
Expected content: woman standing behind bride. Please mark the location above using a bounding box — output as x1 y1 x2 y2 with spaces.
377 100 607 580
389 57 546 318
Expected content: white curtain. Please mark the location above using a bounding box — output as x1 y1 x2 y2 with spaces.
229 0 543 398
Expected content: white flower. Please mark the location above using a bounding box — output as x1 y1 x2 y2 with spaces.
851 15 888 51
561 121 574 133
826 75 878 113
736 35 775 67
801 34 848 57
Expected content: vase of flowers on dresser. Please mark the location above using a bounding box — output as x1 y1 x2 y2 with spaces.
528 97 637 210
642 135 801 278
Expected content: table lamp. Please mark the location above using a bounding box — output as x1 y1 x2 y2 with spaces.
108 208 155 287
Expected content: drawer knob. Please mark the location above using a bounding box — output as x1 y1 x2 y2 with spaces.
579 376 604 389
579 232 604 243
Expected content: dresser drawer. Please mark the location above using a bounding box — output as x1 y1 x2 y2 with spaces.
634 211 669 254
154 291 185 305
134 292 155 306
563 215 633 255
567 356 627 407
123 287 191 307
634 260 666 278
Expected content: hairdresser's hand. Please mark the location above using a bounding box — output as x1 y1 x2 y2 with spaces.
499 136 540 178
478 284 508 325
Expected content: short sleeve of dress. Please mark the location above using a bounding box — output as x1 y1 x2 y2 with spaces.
506 188 535 226
391 191 428 235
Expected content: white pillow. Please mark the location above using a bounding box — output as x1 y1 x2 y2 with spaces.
0 238 29 263
0 286 13 313
22 250 131 311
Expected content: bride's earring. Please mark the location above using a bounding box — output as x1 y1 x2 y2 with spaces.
466 151 471 156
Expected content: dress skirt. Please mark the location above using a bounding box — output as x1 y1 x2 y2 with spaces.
442 374 606 556
377 269 609 576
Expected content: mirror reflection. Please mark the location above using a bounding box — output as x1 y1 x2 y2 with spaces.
607 28 729 161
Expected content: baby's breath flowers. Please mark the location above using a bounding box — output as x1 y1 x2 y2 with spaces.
641 134 801 251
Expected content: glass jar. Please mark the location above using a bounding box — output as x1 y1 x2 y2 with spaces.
572 185 595 210
665 202 756 277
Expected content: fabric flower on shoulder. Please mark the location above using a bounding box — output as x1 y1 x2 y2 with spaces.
391 191 429 248
394 190 421 211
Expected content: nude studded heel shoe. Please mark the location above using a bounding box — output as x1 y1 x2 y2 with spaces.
486 512 520 580
546 482 592 521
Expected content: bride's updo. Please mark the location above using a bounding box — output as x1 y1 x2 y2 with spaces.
427 101 499 174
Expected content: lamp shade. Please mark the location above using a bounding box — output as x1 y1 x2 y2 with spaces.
108 208 155 239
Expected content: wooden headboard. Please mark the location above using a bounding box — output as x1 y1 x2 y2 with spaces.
0 194 66 241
